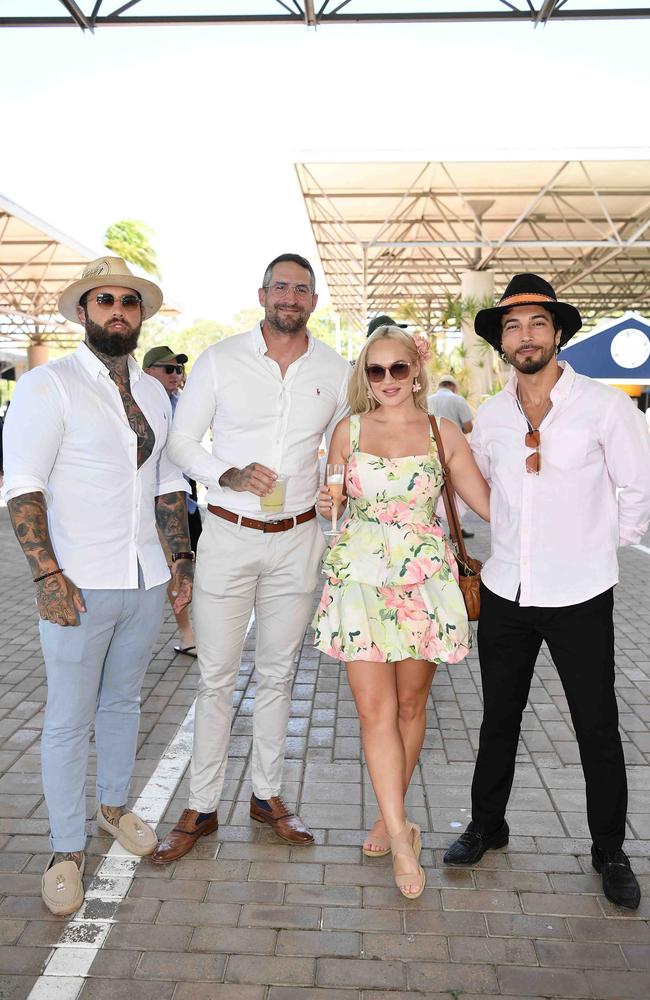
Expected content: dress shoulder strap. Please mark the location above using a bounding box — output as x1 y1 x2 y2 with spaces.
349 413 361 452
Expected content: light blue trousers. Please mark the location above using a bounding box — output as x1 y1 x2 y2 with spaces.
39 582 166 852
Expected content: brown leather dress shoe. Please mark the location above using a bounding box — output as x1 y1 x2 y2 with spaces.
250 795 315 845
150 808 218 864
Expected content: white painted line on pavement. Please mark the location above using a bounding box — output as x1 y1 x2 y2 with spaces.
27 614 255 1000
632 543 650 555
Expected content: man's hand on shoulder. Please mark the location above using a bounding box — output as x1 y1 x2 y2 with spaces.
219 463 277 496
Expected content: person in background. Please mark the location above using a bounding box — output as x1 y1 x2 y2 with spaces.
428 374 475 538
144 345 202 657
427 375 473 435
367 314 406 339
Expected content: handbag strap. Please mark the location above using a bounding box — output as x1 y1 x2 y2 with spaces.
428 415 471 566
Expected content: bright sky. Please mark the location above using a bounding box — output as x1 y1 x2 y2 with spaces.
2 14 650 322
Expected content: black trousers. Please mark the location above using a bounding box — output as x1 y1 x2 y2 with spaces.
472 584 627 851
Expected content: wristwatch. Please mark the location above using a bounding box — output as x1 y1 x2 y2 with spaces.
171 551 194 562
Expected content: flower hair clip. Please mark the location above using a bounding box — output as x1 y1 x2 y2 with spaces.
412 334 432 363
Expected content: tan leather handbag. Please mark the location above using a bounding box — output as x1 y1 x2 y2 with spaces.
429 416 482 621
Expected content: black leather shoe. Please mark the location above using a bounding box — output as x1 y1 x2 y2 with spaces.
443 820 509 865
591 845 641 910
461 528 474 539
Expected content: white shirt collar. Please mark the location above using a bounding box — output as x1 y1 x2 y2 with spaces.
252 321 315 359
505 360 575 402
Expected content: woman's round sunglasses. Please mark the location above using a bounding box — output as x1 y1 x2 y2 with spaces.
365 361 413 383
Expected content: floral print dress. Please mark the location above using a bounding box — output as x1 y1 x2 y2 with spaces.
313 414 470 664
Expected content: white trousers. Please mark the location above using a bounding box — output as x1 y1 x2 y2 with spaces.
189 511 325 810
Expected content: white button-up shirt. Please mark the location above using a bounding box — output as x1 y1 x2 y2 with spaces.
471 362 650 607
2 343 188 590
167 324 350 517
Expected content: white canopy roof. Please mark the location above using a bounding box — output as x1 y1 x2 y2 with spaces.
296 158 650 328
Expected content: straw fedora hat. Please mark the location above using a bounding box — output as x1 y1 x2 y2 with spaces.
59 256 163 324
474 273 582 350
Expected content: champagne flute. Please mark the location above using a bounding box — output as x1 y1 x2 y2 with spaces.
325 463 345 537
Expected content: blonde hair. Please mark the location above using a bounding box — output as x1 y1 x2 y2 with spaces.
348 325 429 414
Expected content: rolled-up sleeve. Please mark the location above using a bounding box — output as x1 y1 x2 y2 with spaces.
602 392 650 546
167 349 231 492
1 368 64 503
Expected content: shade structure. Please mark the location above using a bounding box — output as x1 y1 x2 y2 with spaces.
2 2 649 31
296 158 650 330
0 192 177 349
558 312 650 385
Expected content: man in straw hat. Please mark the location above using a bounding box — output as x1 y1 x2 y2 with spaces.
2 257 193 916
443 273 650 909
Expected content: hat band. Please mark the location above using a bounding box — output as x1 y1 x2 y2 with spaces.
499 292 556 308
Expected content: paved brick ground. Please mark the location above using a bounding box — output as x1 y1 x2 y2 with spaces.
0 506 649 999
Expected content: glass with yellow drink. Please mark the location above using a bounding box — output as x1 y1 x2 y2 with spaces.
260 476 287 515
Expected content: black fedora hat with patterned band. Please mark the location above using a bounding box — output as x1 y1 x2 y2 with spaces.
474 273 582 350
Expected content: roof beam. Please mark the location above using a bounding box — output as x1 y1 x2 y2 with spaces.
2 3 649 29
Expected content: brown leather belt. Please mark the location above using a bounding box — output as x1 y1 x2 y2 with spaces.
208 504 317 533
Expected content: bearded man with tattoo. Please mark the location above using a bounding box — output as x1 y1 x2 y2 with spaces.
2 257 193 916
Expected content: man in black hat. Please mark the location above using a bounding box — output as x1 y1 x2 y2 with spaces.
443 273 650 910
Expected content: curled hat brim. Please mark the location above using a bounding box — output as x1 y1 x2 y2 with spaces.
58 274 163 324
475 295 582 349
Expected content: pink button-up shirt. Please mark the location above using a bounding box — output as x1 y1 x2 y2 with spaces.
471 362 650 607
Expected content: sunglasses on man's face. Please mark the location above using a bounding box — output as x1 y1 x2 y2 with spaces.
153 364 184 375
365 361 412 383
92 293 142 309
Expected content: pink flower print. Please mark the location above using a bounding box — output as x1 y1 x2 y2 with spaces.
419 521 445 539
400 555 438 585
377 500 411 525
421 629 445 659
411 473 431 497
446 643 469 664
317 588 333 616
397 599 429 626
326 635 344 659
355 640 386 662
444 544 460 582
345 461 363 498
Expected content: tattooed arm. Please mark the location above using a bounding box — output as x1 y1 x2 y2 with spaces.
8 492 86 626
155 490 194 614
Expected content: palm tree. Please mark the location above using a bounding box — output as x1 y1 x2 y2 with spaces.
104 220 160 277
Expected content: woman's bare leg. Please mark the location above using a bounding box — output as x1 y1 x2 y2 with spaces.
347 660 420 892
365 658 436 850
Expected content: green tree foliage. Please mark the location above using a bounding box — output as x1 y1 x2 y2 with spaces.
104 220 160 277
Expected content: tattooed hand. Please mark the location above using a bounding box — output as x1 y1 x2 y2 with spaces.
169 560 194 614
36 572 86 627
219 463 277 496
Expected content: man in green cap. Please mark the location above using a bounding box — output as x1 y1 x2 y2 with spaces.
144 346 201 656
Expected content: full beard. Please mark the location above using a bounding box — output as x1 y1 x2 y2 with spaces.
265 304 310 334
503 342 556 375
84 317 141 357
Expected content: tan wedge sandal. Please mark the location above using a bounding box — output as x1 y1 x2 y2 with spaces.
389 821 426 899
362 818 391 858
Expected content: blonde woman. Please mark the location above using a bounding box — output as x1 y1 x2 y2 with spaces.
314 327 489 899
